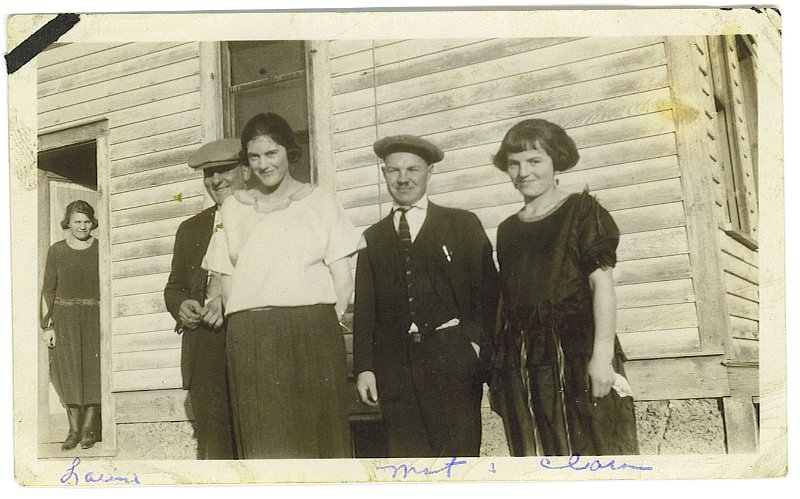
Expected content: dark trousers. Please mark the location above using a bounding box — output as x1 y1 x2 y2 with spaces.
380 326 483 458
187 328 236 460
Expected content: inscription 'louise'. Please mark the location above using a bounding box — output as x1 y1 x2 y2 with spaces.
60 457 141 486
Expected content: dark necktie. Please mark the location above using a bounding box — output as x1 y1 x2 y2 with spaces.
396 206 412 249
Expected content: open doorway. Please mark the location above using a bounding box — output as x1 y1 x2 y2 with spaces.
38 126 113 457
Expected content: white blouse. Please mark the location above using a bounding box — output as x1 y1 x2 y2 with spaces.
202 185 364 316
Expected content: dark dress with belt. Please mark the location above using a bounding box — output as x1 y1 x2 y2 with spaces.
41 239 101 406
492 191 638 456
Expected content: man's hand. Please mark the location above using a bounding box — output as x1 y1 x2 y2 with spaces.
200 296 224 330
178 299 203 330
356 371 379 407
41 329 56 348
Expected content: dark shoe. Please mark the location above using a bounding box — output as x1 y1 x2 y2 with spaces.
80 405 100 449
62 432 81 451
61 406 83 451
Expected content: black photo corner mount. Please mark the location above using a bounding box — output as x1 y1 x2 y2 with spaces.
6 13 81 75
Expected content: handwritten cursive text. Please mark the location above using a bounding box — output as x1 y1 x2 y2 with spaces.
376 456 468 479
60 457 141 486
540 454 653 472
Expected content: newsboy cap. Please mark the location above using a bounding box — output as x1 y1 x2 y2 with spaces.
188 138 241 169
373 135 444 165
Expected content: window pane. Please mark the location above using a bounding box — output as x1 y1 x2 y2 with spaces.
232 79 309 136
229 41 305 86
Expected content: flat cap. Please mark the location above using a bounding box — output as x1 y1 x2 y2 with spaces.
188 138 241 169
373 135 444 164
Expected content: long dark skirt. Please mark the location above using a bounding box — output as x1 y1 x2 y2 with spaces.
226 304 351 459
493 352 638 457
50 303 101 406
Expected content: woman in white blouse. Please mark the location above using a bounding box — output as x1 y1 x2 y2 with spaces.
203 112 363 459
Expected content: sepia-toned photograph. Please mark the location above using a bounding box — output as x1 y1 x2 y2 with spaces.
6 6 786 486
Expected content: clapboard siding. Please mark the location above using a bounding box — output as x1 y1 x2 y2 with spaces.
111 110 202 146
111 164 201 194
718 232 759 354
113 254 173 280
114 292 168 317
335 42 667 133
113 367 182 392
110 142 200 178
111 195 203 228
113 272 171 297
114 348 182 372
111 178 204 211
38 43 196 98
39 74 201 130
334 67 671 151
113 236 175 262
38 43 129 77
112 312 175 336
112 215 190 245
381 37 664 109
333 37 575 95
39 58 200 114
619 328 702 359
113 329 181 354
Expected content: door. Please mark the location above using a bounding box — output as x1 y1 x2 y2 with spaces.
37 141 98 446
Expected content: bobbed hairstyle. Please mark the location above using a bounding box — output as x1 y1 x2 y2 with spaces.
240 112 302 164
492 119 580 172
61 200 98 230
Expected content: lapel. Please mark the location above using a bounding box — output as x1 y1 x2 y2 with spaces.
194 206 216 298
415 201 452 254
197 206 216 254
416 202 461 301
373 213 404 285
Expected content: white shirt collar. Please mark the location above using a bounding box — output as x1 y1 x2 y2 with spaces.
392 196 429 212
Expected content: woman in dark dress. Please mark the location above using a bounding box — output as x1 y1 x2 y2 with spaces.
490 119 638 456
40 200 101 451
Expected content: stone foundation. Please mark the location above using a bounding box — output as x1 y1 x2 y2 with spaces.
112 398 726 459
115 421 197 460
479 398 726 456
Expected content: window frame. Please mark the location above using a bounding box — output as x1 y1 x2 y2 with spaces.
706 34 759 249
219 40 317 185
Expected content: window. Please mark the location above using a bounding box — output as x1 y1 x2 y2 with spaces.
707 35 758 246
222 41 313 183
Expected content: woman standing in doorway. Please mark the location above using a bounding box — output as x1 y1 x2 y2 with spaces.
40 200 102 451
203 112 363 459
491 119 638 456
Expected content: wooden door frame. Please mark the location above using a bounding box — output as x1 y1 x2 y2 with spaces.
38 119 116 457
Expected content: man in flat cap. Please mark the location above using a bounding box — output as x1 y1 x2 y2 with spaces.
164 138 246 459
353 135 499 457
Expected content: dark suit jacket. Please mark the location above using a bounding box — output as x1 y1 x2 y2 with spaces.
164 206 216 390
353 202 499 394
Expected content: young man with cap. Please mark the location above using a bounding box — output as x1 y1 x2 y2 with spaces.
353 135 499 457
164 138 246 459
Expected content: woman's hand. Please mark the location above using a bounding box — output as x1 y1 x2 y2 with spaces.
201 296 225 330
587 355 615 398
356 371 379 407
41 329 56 348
